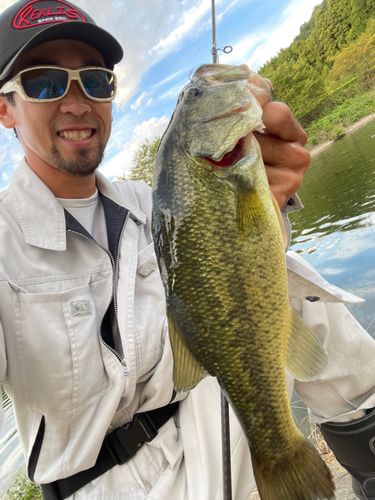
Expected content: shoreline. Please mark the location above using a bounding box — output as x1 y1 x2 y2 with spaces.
308 112 375 158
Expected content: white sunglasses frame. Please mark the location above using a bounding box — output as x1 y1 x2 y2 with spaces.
0 65 117 103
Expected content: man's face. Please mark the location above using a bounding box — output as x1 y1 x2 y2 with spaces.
7 39 113 177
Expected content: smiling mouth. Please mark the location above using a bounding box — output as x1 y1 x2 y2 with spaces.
58 129 94 141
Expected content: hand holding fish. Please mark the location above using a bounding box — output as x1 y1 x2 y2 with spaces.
256 102 310 209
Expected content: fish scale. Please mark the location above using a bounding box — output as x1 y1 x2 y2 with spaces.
153 63 335 500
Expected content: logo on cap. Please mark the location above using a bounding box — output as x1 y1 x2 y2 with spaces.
13 0 86 29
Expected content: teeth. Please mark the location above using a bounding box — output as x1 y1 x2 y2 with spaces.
58 130 93 140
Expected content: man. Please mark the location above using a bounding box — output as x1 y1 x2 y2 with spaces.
0 1 374 500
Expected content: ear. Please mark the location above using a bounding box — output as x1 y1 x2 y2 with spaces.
0 96 16 129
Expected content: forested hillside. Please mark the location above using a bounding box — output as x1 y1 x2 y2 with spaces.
259 0 375 146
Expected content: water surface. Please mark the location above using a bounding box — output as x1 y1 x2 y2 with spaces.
290 118 375 433
290 119 375 336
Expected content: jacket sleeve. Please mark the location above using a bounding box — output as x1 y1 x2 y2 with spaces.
282 194 303 251
293 299 375 423
0 318 7 429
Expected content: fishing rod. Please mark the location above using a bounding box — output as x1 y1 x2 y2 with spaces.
221 391 233 500
211 0 219 63
210 3 233 499
211 0 232 64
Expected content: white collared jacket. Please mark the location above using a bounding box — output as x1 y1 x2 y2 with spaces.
0 159 181 484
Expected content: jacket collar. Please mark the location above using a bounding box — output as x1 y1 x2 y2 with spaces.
8 158 146 251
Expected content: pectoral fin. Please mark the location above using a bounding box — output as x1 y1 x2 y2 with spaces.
167 307 207 392
285 305 328 381
236 177 287 250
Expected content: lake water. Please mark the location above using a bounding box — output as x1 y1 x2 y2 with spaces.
289 118 375 433
1 120 375 494
290 119 375 335
0 398 22 495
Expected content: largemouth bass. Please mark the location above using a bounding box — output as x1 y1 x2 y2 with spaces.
152 64 335 500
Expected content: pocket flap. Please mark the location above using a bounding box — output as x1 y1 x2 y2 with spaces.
137 243 158 278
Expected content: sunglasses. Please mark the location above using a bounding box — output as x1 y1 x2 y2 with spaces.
0 66 117 103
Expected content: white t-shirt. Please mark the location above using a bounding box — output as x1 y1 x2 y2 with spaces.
57 189 108 250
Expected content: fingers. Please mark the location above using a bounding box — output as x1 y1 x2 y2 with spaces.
261 102 307 146
261 141 310 209
255 132 311 171
254 101 310 209
265 165 306 209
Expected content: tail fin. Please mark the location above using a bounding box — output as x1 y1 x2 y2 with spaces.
253 437 335 500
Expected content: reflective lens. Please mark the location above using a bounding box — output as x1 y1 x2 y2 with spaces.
21 68 68 99
80 69 115 99
20 67 115 100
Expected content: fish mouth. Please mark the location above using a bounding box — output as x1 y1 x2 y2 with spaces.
204 136 248 169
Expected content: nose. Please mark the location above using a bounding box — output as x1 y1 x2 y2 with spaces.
59 80 91 115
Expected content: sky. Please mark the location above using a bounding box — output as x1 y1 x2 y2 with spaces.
0 0 324 190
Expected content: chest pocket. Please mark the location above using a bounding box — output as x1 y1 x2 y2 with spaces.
10 279 112 416
134 243 167 379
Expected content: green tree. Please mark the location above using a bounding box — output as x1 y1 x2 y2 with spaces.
328 19 375 89
117 136 160 187
294 1 328 43
350 0 375 37
259 0 375 123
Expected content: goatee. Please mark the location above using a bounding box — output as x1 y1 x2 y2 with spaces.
46 143 105 177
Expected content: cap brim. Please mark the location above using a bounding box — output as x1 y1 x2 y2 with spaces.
0 22 123 81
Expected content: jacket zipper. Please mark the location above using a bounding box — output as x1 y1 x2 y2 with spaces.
67 222 129 374
112 212 129 330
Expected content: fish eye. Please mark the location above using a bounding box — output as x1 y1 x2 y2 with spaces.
187 87 202 99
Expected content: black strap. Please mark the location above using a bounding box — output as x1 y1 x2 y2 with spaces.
41 402 179 500
319 408 375 499
319 407 375 473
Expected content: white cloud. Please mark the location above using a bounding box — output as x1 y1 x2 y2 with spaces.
152 68 187 89
224 0 324 70
158 83 185 101
148 0 243 59
130 92 153 113
149 0 210 57
74 0 238 108
73 0 178 108
99 115 170 179
0 128 23 190
228 31 268 66
320 268 344 275
130 92 147 111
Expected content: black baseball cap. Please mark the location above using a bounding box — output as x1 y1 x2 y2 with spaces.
0 0 123 83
